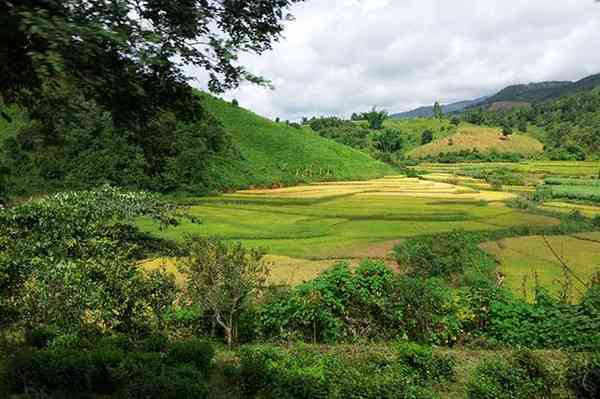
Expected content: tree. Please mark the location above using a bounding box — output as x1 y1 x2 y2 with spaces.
451 117 461 126
365 106 388 130
1 0 306 108
433 102 443 119
502 123 513 136
0 185 187 332
374 128 404 153
421 130 434 145
179 237 269 346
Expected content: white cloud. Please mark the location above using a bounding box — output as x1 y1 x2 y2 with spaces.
189 0 600 120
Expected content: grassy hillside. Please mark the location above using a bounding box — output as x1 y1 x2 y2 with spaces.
199 93 396 188
407 124 544 159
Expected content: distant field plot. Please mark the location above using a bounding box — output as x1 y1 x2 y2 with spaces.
539 201 600 217
418 161 600 177
481 234 600 301
139 177 559 270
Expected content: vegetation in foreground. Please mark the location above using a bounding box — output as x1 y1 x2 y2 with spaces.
1 186 599 399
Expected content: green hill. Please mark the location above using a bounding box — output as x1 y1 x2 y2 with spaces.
407 124 544 159
199 93 396 188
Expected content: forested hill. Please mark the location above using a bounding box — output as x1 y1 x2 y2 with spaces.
0 93 394 201
475 73 600 109
462 87 600 160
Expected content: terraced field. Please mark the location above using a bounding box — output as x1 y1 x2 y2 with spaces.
418 161 600 177
140 176 560 285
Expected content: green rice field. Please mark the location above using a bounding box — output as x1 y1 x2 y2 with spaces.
140 176 562 286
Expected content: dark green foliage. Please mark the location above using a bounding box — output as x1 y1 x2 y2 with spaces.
466 350 559 399
237 345 445 399
419 149 523 163
451 117 461 126
462 89 600 157
433 102 443 119
374 128 404 153
390 277 462 345
421 129 434 145
3 338 214 398
165 339 215 374
485 287 600 350
396 342 456 383
0 186 182 334
260 261 463 345
394 230 484 279
365 106 389 130
567 352 600 399
25 326 57 349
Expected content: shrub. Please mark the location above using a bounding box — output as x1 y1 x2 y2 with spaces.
25 326 57 349
165 339 215 374
6 348 123 395
567 352 600 399
466 350 558 399
239 345 440 399
394 230 481 279
396 343 455 383
390 277 462 345
120 365 209 399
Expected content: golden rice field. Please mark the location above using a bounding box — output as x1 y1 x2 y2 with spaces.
140 176 563 287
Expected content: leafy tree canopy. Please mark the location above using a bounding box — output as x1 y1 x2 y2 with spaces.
1 0 305 118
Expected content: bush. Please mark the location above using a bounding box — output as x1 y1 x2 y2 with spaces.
6 348 123 395
394 230 482 279
238 345 440 399
120 365 209 399
165 339 215 374
396 343 455 383
567 352 600 399
466 350 558 399
25 326 57 349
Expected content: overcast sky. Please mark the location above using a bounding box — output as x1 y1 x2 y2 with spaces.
189 0 600 121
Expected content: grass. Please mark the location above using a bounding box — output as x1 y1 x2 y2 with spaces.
198 93 396 188
481 233 600 301
140 176 560 286
407 125 544 159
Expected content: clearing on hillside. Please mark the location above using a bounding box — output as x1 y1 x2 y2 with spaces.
407 125 543 159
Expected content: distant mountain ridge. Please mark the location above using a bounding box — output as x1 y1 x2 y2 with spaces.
391 96 489 118
478 73 600 106
392 72 600 118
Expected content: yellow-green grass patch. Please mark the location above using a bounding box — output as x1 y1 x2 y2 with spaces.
408 126 544 159
481 234 600 301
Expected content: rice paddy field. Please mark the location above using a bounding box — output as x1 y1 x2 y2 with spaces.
481 233 600 301
140 176 564 287
417 160 600 177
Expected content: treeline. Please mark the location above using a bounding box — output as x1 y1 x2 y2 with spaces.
306 115 406 164
462 89 600 160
